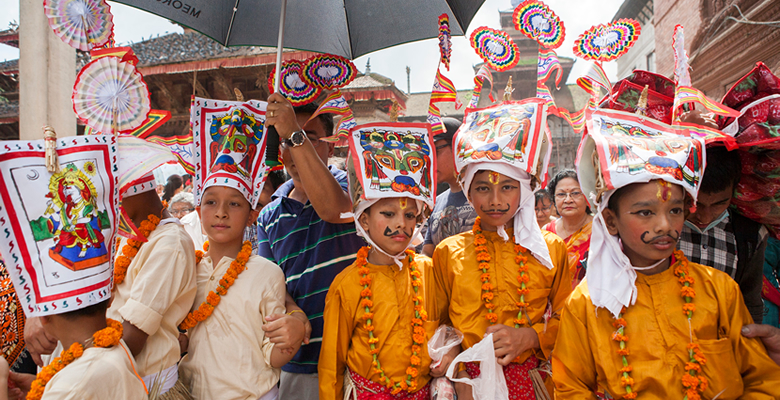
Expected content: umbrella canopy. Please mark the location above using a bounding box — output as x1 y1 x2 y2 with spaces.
114 0 485 59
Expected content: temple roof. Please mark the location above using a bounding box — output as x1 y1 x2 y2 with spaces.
128 31 277 68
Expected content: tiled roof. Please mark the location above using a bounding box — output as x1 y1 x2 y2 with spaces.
0 59 17 73
128 31 276 67
0 100 18 119
403 90 472 118
342 72 395 89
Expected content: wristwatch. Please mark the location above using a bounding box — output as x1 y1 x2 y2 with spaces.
286 129 307 148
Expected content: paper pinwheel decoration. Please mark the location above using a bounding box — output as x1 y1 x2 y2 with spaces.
470 27 520 72
72 56 151 134
44 0 114 51
573 19 641 63
302 54 358 90
438 14 452 70
268 60 322 106
512 0 565 49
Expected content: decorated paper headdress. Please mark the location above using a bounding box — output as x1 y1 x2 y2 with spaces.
577 107 706 317
0 134 119 317
346 122 435 261
453 98 553 270
190 97 271 209
470 27 520 72
117 136 177 197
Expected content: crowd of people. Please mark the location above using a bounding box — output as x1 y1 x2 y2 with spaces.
1 63 780 400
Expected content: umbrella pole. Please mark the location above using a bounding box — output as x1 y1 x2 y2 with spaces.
273 0 287 93
266 0 287 166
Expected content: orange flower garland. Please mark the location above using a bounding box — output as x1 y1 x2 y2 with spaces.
672 250 707 400
612 250 704 400
27 319 123 400
114 213 161 286
473 217 532 328
357 246 427 395
179 241 252 330
612 310 636 399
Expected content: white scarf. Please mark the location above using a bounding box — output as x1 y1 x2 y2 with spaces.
461 163 553 270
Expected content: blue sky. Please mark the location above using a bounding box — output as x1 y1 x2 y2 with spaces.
1 0 625 92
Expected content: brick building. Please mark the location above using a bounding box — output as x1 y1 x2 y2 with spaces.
615 0 780 99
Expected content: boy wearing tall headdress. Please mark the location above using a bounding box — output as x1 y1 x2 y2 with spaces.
432 99 572 400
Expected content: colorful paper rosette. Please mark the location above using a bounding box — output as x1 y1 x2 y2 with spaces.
302 54 358 90
512 0 565 49
72 56 151 134
268 60 322 106
470 27 520 72
438 13 452 70
43 0 114 51
573 19 641 63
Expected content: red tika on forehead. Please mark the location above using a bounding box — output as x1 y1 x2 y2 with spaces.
656 180 672 203
489 171 500 185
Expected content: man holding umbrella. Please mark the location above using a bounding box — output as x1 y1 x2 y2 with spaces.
259 93 364 400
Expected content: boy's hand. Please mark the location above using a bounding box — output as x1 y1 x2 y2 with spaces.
178 332 189 355
262 314 306 351
0 356 9 381
8 370 34 400
24 317 57 366
454 370 474 400
266 93 303 140
485 325 540 366
430 345 460 377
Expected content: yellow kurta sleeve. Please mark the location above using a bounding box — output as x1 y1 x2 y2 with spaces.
319 270 355 400
551 284 599 399
531 231 571 359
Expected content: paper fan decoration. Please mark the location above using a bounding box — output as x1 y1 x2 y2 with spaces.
268 60 322 106
470 27 520 72
574 19 641 62
72 56 151 134
438 14 452 70
512 0 565 49
302 54 358 90
44 0 114 51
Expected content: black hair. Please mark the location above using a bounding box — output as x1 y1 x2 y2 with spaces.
294 102 335 137
700 146 741 194
162 174 183 202
266 170 287 191
547 169 591 214
607 184 631 213
535 188 553 204
59 299 109 320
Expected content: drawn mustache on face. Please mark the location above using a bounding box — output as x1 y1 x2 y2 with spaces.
384 226 412 238
479 205 511 214
640 230 680 244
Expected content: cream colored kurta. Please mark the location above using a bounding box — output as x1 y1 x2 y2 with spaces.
179 254 286 400
42 341 147 400
108 220 197 377
552 261 780 399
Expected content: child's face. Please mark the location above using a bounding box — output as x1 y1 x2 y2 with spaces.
358 197 419 257
198 186 253 245
603 180 686 267
468 170 522 231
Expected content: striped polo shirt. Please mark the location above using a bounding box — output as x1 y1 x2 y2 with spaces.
256 166 364 374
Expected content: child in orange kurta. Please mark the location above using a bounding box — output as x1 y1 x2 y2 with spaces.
553 107 780 399
319 123 440 400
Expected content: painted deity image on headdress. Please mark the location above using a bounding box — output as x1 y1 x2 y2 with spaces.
587 109 705 193
359 127 432 197
30 163 110 271
209 106 263 178
453 99 548 177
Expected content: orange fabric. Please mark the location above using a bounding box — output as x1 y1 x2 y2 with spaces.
552 262 780 399
432 229 571 361
319 254 440 400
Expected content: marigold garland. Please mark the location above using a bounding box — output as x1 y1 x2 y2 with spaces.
473 217 533 364
672 250 708 400
612 250 704 400
27 319 123 400
114 213 161 286
179 241 252 330
357 246 427 395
